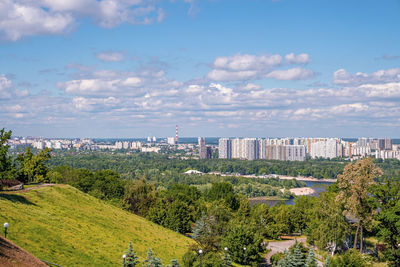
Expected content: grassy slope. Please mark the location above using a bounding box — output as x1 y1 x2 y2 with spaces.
0 185 194 266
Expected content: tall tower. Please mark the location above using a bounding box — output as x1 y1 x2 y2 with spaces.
175 125 179 144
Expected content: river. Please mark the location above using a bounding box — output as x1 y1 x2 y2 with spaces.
249 180 334 207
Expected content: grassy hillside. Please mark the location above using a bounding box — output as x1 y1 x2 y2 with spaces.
0 185 194 266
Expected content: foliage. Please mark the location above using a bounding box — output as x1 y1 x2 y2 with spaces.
143 248 163 267
207 182 239 210
271 252 284 266
124 242 140 267
371 179 400 266
0 128 15 183
329 249 370 267
17 147 51 183
122 179 156 216
337 158 382 252
306 192 349 255
221 222 265 265
305 248 317 267
48 166 125 200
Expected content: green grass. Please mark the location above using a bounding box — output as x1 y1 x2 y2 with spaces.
0 185 194 266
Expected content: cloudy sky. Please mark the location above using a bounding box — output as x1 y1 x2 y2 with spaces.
1 0 400 138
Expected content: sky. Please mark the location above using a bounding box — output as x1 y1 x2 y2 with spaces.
0 0 400 138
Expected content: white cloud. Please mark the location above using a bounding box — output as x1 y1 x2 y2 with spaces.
0 0 167 41
213 53 282 71
0 0 74 41
96 51 125 62
265 67 314 80
285 53 311 64
207 53 314 82
207 69 258 81
333 68 400 85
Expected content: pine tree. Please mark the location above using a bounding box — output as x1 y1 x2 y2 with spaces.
324 256 331 267
305 248 317 267
222 250 232 266
143 248 163 267
277 250 290 267
166 259 181 267
291 242 305 267
123 242 139 267
192 213 208 240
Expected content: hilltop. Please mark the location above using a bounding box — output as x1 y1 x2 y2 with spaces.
0 185 194 266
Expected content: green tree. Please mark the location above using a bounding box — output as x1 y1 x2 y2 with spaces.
305 248 317 267
0 128 13 181
329 249 369 267
143 248 163 267
306 192 349 256
336 158 382 252
166 259 181 267
17 147 51 183
207 182 239 210
221 222 265 265
124 242 139 267
371 179 400 266
123 179 156 216
291 242 305 267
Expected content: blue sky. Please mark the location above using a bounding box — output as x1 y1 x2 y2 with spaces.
1 0 400 138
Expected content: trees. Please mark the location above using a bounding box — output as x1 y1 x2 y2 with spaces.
207 182 239 210
305 248 317 267
123 242 139 267
0 128 14 181
336 157 382 252
17 147 51 183
221 222 265 265
371 179 400 266
306 192 349 256
143 248 163 267
122 179 156 216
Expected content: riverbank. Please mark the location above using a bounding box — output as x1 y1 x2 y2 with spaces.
207 172 337 183
248 196 289 201
283 187 316 196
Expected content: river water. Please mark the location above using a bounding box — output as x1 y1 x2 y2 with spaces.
249 180 334 207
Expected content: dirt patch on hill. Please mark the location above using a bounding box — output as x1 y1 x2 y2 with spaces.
0 236 48 267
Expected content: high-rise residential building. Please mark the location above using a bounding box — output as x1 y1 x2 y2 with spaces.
258 139 266 159
198 137 210 159
231 138 241 159
218 138 231 159
310 138 340 159
242 138 258 160
385 138 392 150
378 139 385 150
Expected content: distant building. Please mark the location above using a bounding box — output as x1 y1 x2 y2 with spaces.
218 138 231 159
167 137 176 145
198 137 211 159
385 138 392 150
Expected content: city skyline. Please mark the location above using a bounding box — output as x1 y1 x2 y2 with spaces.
1 0 400 138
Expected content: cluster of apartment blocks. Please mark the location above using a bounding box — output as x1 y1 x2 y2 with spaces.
219 137 400 161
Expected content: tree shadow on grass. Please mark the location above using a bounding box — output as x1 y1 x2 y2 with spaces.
0 193 36 206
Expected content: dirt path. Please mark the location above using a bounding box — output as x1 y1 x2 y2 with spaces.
2 183 55 194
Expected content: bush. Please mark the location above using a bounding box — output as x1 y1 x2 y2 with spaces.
330 249 371 267
270 252 284 265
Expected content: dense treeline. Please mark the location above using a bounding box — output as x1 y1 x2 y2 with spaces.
47 150 400 181
47 151 346 179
